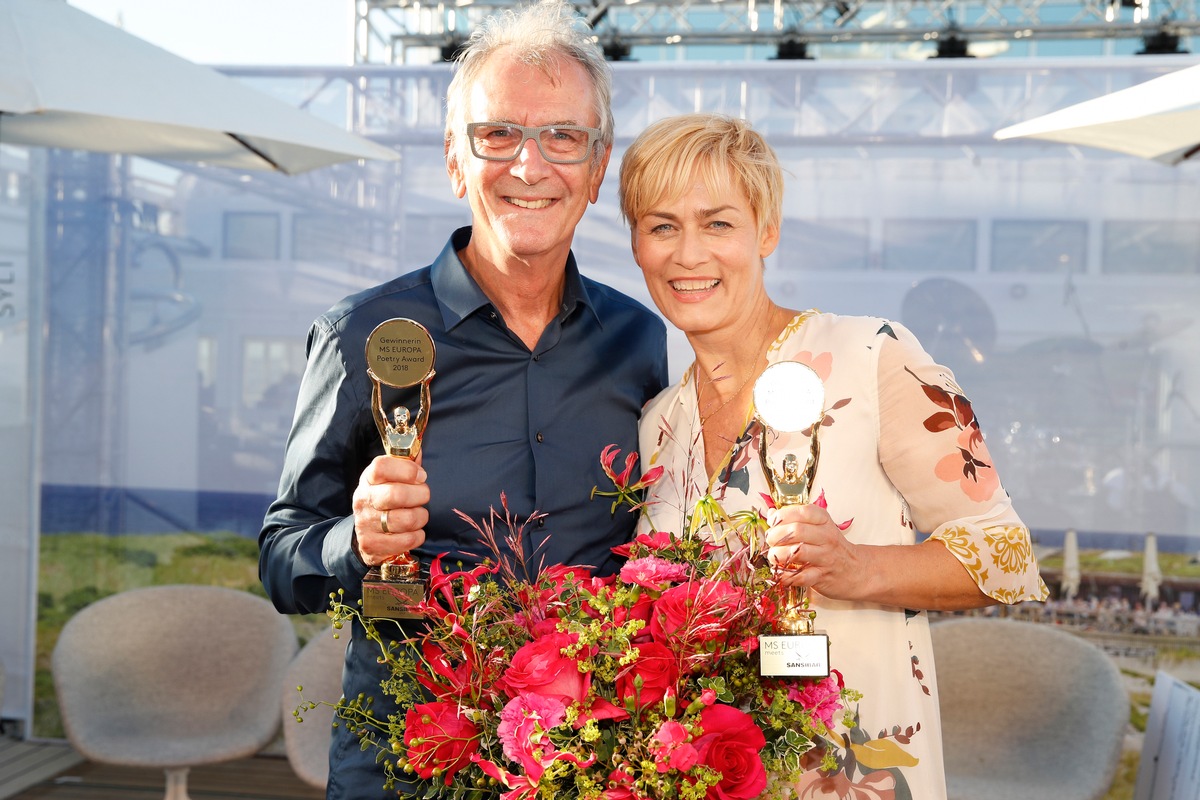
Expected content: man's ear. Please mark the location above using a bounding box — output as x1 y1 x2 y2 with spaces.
446 140 467 199
588 144 613 204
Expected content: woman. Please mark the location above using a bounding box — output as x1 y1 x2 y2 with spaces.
619 113 1047 798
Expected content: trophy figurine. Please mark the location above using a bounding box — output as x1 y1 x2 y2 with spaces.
753 361 831 678
360 318 436 619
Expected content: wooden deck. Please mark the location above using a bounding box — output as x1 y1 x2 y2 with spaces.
0 740 323 800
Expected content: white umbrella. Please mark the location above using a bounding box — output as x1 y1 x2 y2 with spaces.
1061 528 1081 601
994 62 1200 166
1140 532 1163 603
0 0 398 173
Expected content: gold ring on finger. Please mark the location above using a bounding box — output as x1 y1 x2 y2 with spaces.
380 509 390 534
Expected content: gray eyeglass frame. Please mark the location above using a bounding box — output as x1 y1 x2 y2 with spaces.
466 122 601 164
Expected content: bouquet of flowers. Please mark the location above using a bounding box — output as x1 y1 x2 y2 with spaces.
318 447 858 800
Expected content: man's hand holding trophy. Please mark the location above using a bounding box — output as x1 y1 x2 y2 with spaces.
361 318 435 619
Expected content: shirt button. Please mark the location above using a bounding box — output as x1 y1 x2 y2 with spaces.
532 354 540 362
536 432 544 443
537 518 546 528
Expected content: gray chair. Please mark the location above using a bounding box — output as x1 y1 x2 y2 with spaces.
931 617 1127 800
281 632 346 789
52 585 298 800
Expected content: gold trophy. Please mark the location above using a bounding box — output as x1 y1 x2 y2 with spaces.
360 318 435 619
753 361 831 678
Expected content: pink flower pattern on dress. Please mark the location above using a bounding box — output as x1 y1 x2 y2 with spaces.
934 427 999 502
907 366 997 502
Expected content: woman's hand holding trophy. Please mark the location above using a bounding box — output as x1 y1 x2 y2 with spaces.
753 361 831 678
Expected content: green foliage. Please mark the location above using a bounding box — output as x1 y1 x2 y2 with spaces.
177 533 259 560
1102 749 1141 800
1039 549 1200 578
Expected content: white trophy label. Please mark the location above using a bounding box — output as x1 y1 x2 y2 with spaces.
758 633 831 678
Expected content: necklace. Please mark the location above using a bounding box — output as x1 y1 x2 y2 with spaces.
697 318 777 427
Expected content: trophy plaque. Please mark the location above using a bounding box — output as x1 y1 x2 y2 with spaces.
753 361 831 678
361 318 435 620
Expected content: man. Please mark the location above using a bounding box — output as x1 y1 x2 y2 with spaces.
258 1 668 797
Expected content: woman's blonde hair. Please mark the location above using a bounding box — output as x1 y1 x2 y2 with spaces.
619 113 783 236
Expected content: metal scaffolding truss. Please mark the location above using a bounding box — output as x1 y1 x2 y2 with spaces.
354 0 1200 63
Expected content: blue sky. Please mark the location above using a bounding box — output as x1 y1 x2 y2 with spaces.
70 0 353 65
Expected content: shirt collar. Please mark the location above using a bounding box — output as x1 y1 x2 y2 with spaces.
431 226 601 332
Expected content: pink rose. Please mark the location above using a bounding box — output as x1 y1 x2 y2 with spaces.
402 701 480 784
620 556 690 590
787 671 845 730
694 705 767 800
499 632 588 704
497 693 568 775
616 641 680 708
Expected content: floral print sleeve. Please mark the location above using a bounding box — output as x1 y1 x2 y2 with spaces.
875 321 1048 604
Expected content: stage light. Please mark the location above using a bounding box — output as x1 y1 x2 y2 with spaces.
603 37 632 61
931 31 974 58
1138 29 1188 55
772 38 812 60
440 37 464 62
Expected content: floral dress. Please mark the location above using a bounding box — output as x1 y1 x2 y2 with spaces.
637 311 1048 800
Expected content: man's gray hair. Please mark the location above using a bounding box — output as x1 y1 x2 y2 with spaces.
444 0 613 166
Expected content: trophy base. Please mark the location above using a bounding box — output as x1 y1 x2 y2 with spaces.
758 633 831 678
361 569 426 619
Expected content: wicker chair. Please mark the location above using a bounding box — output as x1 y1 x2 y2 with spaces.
931 617 1127 800
52 585 298 800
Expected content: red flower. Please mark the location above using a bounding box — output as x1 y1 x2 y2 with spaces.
594 446 664 513
612 530 677 558
616 641 680 708
602 767 643 800
611 590 656 637
537 563 593 600
694 704 767 800
602 444 639 488
649 579 748 661
650 719 699 773
499 632 588 705
402 701 480 784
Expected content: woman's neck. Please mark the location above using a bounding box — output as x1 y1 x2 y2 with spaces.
690 301 799 436
690 301 788 396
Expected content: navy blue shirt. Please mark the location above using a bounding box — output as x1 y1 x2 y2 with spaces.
259 227 668 799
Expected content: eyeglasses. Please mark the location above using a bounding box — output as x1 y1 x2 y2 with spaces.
466 122 601 164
